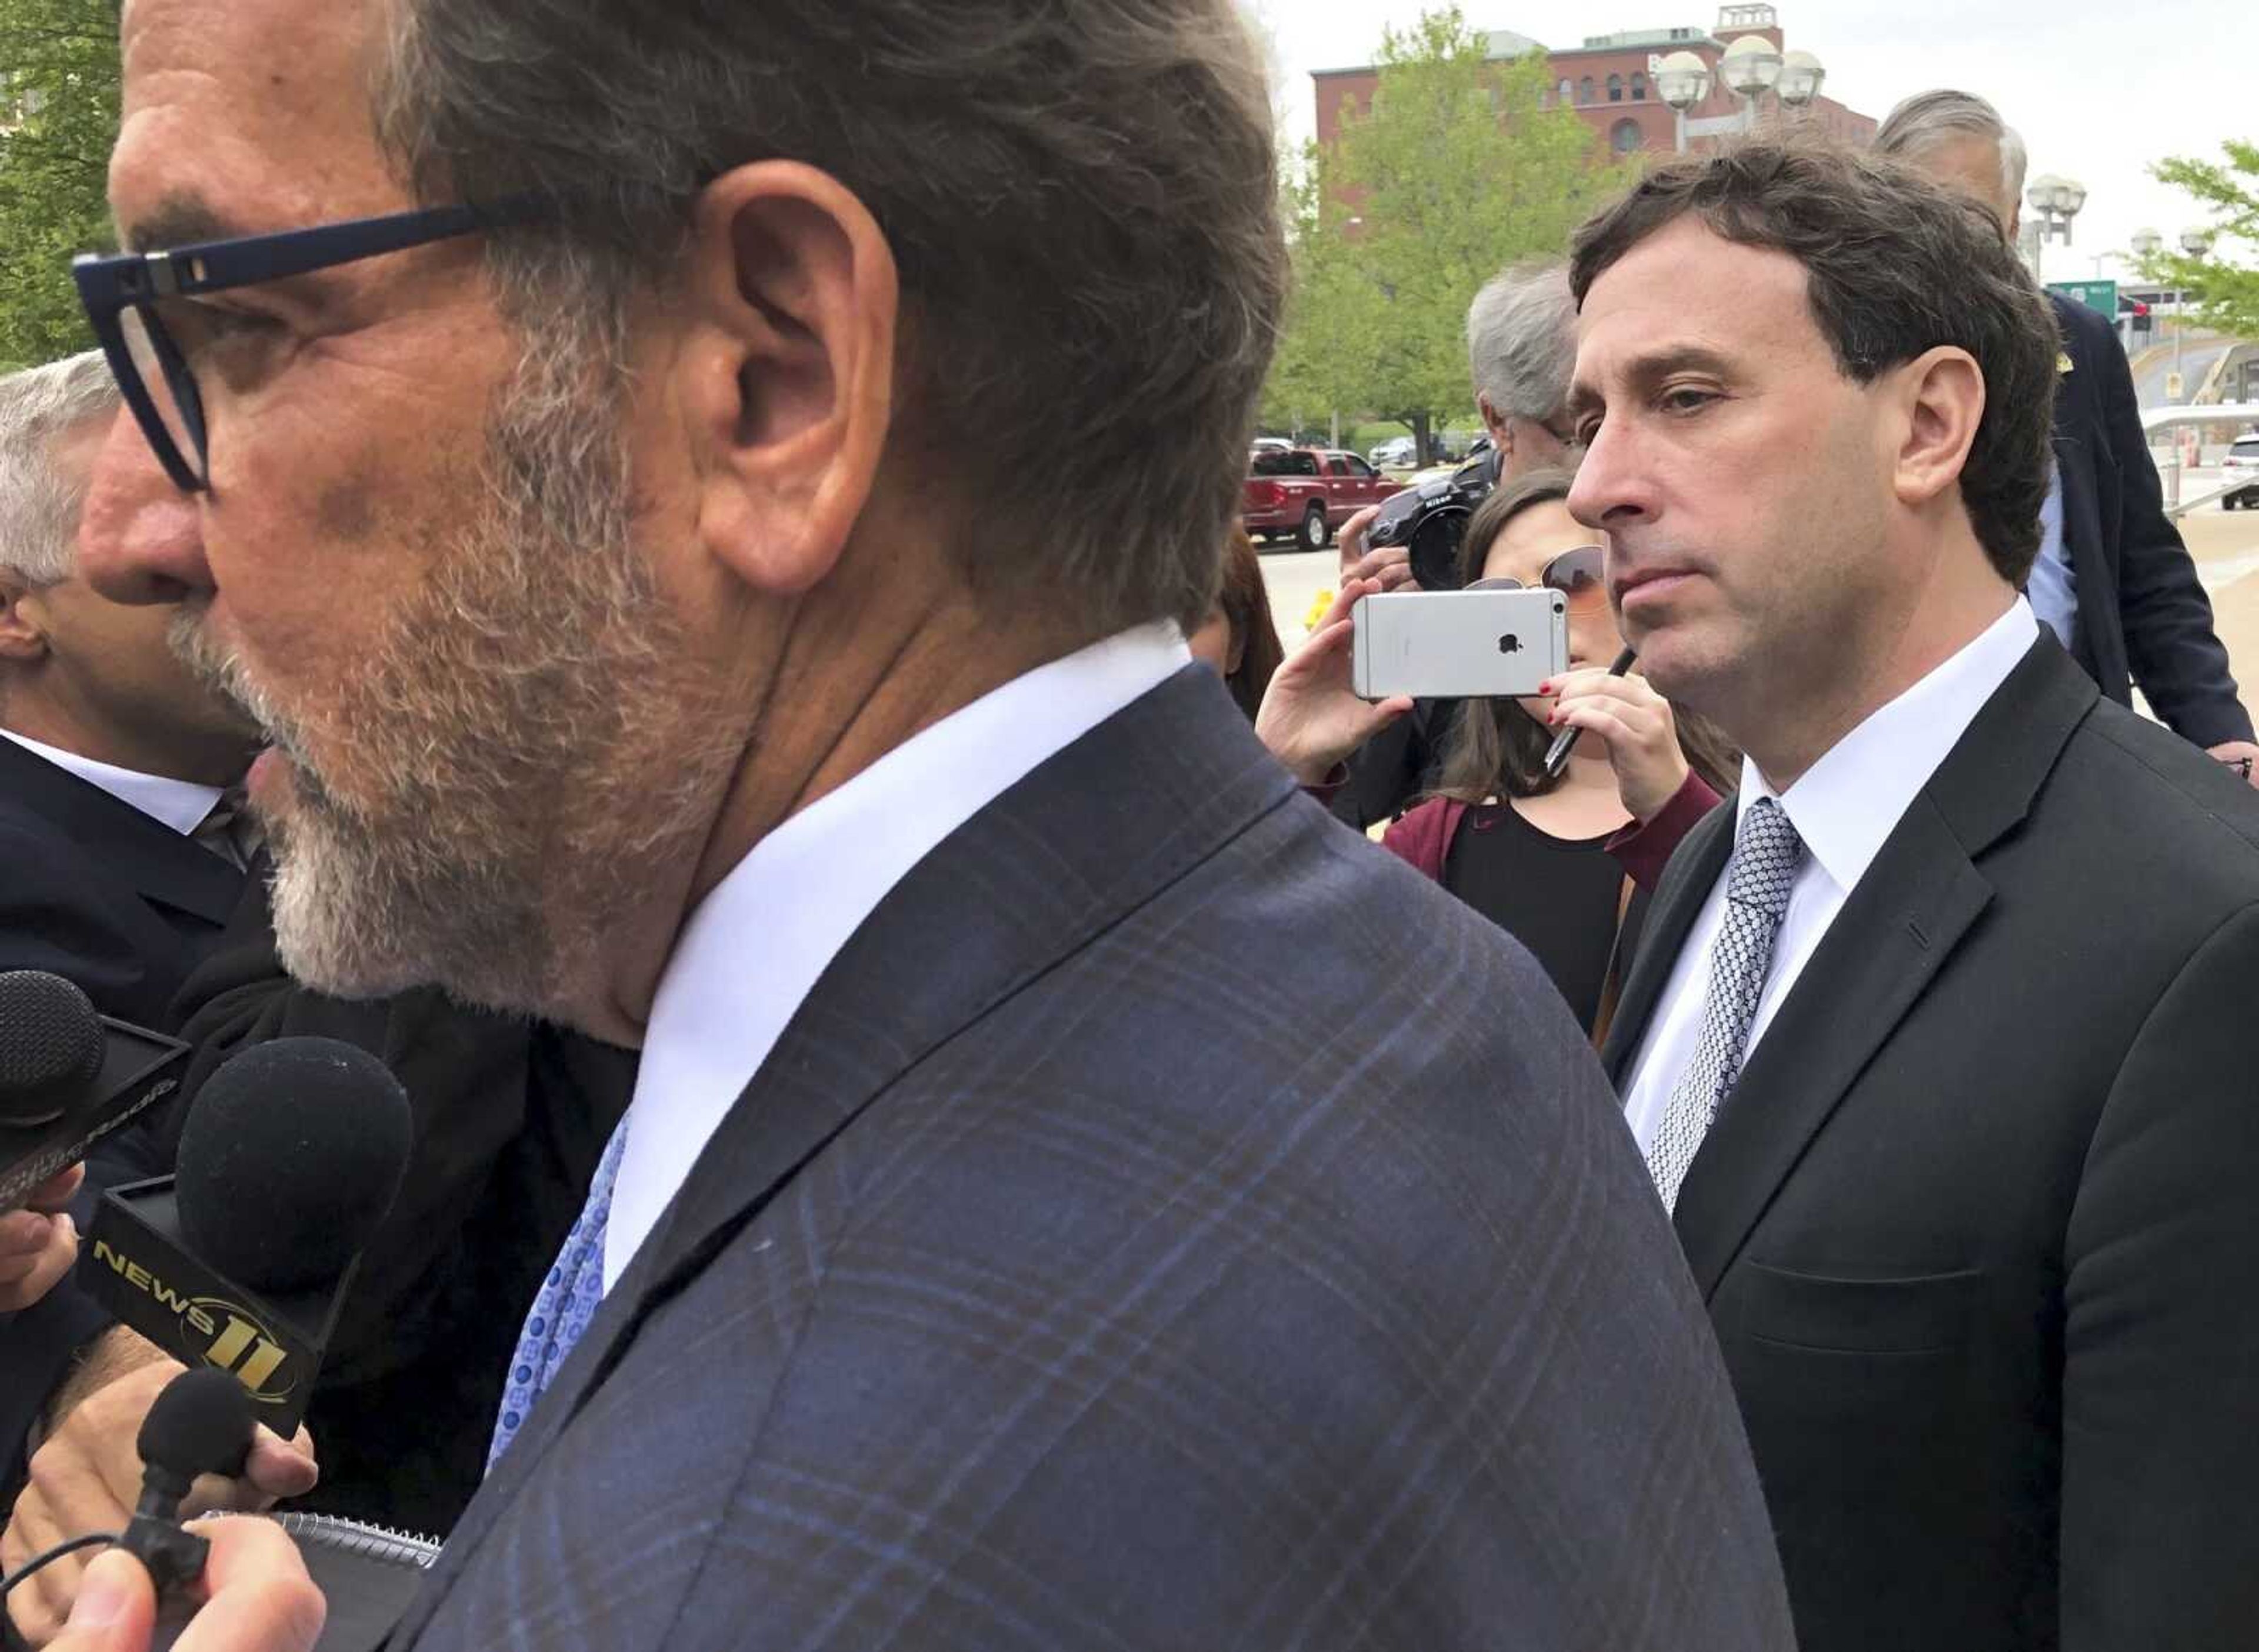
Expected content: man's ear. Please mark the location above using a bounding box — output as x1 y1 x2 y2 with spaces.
1890 345 1986 512
0 574 50 664
1477 393 1510 448
674 161 899 597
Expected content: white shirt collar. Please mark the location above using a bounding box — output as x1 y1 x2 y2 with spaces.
603 620 1194 1291
0 728 225 836
1737 597 2040 896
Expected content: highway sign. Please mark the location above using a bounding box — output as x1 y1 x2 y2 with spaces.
2047 279 2117 316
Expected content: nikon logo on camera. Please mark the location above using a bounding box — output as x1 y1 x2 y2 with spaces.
88 1240 298 1403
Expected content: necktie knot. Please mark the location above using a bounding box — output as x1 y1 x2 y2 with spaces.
193 784 256 871
1725 798 1804 921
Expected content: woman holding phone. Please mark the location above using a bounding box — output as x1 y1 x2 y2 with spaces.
1259 469 1733 1037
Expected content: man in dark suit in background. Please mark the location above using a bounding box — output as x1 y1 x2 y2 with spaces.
0 355 262 1519
50 0 1795 1646
0 354 259 1025
1877 89 2259 776
1572 141 2259 1649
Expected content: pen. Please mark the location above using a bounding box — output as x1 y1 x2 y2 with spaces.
1541 646 1640 781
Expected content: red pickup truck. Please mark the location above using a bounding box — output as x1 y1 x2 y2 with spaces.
1244 448 1404 551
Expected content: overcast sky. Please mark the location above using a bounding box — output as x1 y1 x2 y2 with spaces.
1246 0 2256 278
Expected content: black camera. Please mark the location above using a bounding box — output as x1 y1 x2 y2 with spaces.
1364 449 1498 592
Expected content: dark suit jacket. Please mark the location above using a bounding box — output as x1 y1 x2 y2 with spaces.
0 733 242 1026
2050 291 2252 747
0 734 245 1506
1603 637 2259 1650
387 667 1793 1651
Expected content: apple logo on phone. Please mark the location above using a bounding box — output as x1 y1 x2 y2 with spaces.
1497 634 1522 655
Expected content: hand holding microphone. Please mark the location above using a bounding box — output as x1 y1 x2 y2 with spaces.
5 1034 406 1646
0 970 194 1314
0 1165 85 1312
11 1368 324 1652
4 1350 316 1648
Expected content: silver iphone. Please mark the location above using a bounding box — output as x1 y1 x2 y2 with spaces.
1350 588 1570 700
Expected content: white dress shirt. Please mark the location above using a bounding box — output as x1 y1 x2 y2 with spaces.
0 728 223 835
1621 599 2040 1153
602 621 1191 1291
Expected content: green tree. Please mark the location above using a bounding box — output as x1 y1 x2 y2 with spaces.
1262 7 1637 461
0 0 119 371
2136 139 2259 342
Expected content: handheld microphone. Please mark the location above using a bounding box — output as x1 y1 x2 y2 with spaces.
0 971 191 1211
83 1038 414 1436
121 1366 255 1595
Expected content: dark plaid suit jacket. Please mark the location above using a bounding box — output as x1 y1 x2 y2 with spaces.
386 667 1790 1651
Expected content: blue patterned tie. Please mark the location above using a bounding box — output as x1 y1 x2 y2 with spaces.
488 1113 632 1471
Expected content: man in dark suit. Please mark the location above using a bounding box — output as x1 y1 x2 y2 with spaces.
49 0 1796 1646
0 355 262 1531
1569 141 2259 1649
0 355 259 1025
1875 89 2259 775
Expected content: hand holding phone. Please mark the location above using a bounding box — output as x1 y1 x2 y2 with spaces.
1350 588 1570 701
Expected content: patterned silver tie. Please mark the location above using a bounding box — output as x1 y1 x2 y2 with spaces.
1646 797 1806 1212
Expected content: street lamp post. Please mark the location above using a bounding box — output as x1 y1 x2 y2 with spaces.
1774 49 1826 120
1653 49 1711 152
2133 228 2171 393
2023 174 2085 283
2174 227 2215 407
1719 35 1782 132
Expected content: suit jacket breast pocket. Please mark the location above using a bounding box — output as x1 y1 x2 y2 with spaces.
1732 1260 1984 1356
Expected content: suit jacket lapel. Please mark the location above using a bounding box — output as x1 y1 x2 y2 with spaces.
0 738 242 925
404 668 1300 1624
1601 803 1734 1085
1671 638 2098 1297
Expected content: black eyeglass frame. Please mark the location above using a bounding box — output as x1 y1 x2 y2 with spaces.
72 196 552 493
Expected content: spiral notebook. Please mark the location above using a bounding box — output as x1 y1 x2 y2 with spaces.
152 1513 439 1652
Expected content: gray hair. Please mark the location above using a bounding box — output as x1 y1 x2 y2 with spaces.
0 352 119 589
1465 263 1576 423
1873 90 2029 218
372 2 1287 635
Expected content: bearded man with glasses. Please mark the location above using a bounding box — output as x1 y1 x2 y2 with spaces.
45 0 1795 1648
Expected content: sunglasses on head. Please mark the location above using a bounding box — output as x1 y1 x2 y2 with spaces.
1470 544 1608 611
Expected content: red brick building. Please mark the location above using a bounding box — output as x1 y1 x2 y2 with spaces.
1313 5 1878 162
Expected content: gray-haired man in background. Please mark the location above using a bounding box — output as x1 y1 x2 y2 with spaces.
1878 89 2258 776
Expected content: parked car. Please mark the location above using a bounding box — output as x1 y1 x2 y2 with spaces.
1367 437 1417 469
1244 448 1407 551
1251 436 1293 453
2224 434 2259 510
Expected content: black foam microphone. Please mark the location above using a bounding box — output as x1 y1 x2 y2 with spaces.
120 1367 255 1595
0 971 191 1211
84 1038 414 1436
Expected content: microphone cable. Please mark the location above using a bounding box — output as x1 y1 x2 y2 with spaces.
0 1533 122 1599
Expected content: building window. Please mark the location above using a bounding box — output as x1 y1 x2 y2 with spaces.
1558 76 1573 105
1579 75 1595 104
1607 73 1624 102
1631 72 1648 100
1611 118 1643 154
